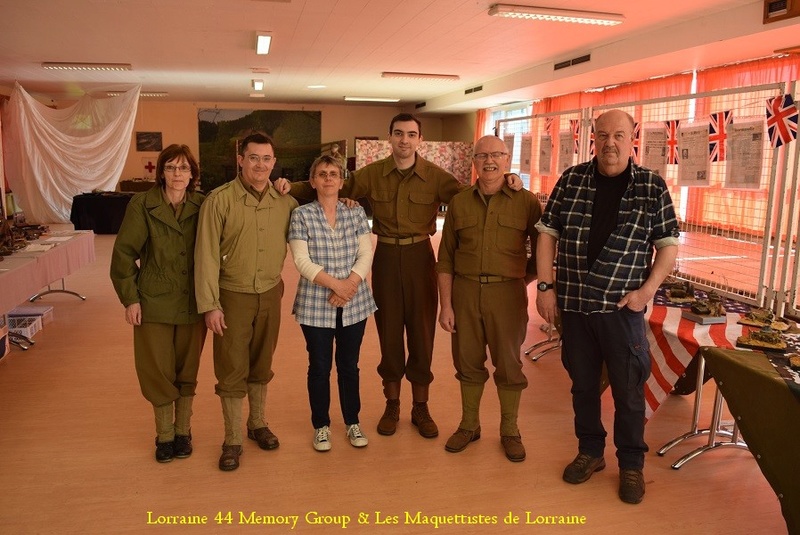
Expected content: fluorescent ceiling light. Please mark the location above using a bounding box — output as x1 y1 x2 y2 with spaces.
43 62 132 71
307 85 326 89
250 93 266 98
252 79 264 91
107 91 167 97
256 32 272 55
487 4 624 26
382 71 460 81
344 96 401 103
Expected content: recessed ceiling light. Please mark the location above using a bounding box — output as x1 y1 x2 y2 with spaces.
44 62 132 71
256 32 272 55
344 96 401 103
250 93 266 98
487 4 624 26
252 79 264 91
107 91 167 97
307 85 326 89
381 71 459 81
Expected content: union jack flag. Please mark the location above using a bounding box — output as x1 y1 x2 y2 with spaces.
544 117 554 136
589 124 595 157
666 120 680 164
632 122 641 162
570 119 580 154
766 94 798 148
709 110 732 162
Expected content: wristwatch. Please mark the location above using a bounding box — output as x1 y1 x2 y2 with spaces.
537 281 554 292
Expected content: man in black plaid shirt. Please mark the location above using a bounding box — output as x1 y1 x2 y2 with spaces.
535 109 679 505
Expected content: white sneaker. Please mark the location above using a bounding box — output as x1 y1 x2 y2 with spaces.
346 423 368 448
313 426 332 452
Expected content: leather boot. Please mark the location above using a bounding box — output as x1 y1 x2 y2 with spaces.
246 383 279 449
377 381 401 436
153 403 175 463
173 396 193 458
498 388 525 462
220 396 243 471
410 382 438 438
444 382 484 453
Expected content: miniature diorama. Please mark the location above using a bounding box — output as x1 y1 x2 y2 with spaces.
666 279 695 303
738 307 791 331
736 325 788 352
788 353 800 371
682 289 727 324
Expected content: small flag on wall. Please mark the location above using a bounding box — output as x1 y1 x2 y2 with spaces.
709 110 732 162
142 158 156 179
569 119 580 154
666 120 680 164
766 94 798 148
632 122 641 162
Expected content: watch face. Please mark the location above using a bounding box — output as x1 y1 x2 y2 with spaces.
538 282 548 291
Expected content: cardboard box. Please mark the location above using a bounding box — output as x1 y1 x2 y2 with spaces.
9 304 55 325
8 316 42 339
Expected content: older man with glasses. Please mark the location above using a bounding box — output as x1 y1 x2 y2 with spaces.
195 132 298 471
436 134 542 462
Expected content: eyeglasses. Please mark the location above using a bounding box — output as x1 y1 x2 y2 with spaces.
315 171 341 179
246 154 274 164
473 152 508 161
164 164 191 174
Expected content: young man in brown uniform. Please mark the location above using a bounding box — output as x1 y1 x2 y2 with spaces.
277 114 522 438
436 135 541 462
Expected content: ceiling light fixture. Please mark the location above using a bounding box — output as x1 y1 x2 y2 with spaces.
307 85 326 89
256 32 272 55
43 62 132 71
344 96 401 103
250 93 266 98
487 4 624 25
381 71 460 81
252 79 264 91
107 91 167 97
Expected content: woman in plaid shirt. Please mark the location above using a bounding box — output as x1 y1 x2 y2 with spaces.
288 155 377 452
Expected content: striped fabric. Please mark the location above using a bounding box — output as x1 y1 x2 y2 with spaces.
644 305 743 420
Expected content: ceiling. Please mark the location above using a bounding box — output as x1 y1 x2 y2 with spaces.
0 0 798 114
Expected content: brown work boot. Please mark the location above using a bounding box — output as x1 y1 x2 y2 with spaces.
562 453 606 484
247 426 280 450
377 399 400 436
501 435 526 462
444 427 481 453
218 444 242 471
619 469 645 504
411 402 439 438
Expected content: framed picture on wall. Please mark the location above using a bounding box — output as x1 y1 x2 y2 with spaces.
136 132 163 152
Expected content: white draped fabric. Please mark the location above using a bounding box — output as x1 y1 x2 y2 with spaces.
1 83 140 223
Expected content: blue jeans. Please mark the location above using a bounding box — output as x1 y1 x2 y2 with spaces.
560 308 651 470
301 310 367 429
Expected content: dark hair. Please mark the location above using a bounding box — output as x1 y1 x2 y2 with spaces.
238 132 275 155
155 144 199 192
309 154 345 180
388 113 422 136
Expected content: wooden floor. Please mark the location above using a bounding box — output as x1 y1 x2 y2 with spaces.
0 230 787 534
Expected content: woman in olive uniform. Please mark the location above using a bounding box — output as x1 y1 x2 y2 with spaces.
110 144 206 463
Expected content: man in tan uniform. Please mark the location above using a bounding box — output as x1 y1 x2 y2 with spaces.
195 133 298 471
436 135 541 462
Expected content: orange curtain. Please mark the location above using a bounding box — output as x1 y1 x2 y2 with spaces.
471 108 487 184
696 55 800 92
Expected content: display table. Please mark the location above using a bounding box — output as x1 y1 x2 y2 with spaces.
70 192 133 234
703 347 800 535
119 179 155 192
0 231 96 316
644 305 742 419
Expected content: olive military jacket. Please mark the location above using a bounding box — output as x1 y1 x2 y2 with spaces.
110 186 205 324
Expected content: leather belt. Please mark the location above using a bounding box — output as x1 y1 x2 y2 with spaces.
376 234 430 246
460 274 516 284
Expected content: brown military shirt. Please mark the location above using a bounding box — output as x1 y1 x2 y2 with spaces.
437 183 542 280
290 154 461 238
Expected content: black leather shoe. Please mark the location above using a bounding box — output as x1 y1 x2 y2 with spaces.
174 434 192 458
155 439 174 463
219 444 242 471
247 427 280 450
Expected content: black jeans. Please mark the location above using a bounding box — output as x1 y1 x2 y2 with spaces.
560 308 651 470
301 310 367 429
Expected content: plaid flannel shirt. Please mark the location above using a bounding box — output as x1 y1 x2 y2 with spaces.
536 159 679 314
